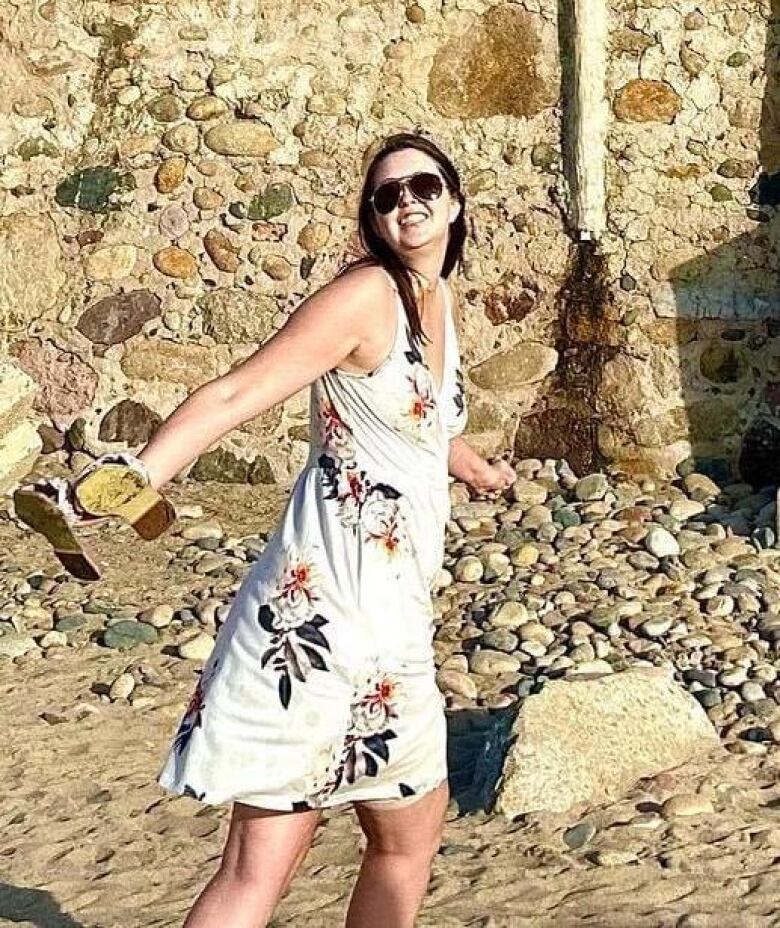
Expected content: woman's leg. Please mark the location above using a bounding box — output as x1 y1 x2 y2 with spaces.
184 802 321 928
345 781 449 928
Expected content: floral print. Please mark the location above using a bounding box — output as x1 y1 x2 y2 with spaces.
318 452 407 559
319 397 356 460
303 671 402 806
158 274 458 810
402 325 438 432
258 548 332 709
453 367 465 417
173 659 220 754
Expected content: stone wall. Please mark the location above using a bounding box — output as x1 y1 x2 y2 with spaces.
0 0 777 488
597 0 780 486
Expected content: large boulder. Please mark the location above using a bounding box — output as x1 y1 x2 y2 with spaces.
0 360 41 492
494 667 720 817
0 421 41 493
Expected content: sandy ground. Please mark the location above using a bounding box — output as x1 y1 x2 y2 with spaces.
2 482 780 927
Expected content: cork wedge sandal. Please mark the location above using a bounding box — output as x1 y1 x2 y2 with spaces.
13 480 102 581
72 461 175 540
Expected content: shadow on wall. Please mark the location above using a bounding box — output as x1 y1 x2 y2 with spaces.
669 2 780 489
0 882 85 928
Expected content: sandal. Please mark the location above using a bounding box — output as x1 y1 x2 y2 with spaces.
13 478 102 581
72 454 176 540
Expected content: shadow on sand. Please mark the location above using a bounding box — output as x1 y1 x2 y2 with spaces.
445 706 519 814
0 883 84 928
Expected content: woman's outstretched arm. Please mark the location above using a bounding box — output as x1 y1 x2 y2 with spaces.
138 268 391 489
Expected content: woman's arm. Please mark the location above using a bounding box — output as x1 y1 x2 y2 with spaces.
138 267 391 489
448 435 515 497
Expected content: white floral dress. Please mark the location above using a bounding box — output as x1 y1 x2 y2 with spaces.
158 273 467 809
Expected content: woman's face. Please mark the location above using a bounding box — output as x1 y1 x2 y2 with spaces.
369 148 460 262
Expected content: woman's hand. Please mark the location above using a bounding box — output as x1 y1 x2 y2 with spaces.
469 456 516 500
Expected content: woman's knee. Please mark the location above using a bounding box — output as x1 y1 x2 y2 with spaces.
356 784 448 861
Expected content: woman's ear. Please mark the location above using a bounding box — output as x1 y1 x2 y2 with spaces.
448 196 462 225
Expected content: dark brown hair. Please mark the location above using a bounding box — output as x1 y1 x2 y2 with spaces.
345 132 467 347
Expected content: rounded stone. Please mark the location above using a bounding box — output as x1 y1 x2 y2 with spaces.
574 473 609 501
158 204 190 239
614 79 682 123
103 621 158 650
469 650 522 675
193 187 224 210
155 157 187 194
510 478 548 507
186 95 230 121
0 634 38 658
153 246 197 278
262 255 292 280
644 525 680 558
147 93 183 122
39 630 68 649
700 344 747 384
109 672 136 700
481 629 519 652
204 229 240 273
139 604 175 628
719 666 748 688
454 556 483 582
641 616 672 638
297 222 330 252
83 244 137 281
435 668 478 699
661 794 714 818
178 632 215 662
509 543 540 567
563 822 596 850
519 622 555 646
489 601 528 629
163 124 200 154
204 123 278 157
180 521 224 541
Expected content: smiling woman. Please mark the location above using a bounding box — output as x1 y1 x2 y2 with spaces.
16 131 515 928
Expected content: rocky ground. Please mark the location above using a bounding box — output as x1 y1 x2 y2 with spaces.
3 457 780 926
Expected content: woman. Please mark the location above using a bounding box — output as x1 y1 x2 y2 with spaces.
117 133 514 925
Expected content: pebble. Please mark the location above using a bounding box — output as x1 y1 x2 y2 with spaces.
139 605 175 628
436 669 478 699
567 659 614 677
574 473 609 501
469 650 522 675
510 478 548 507
159 204 190 239
109 673 136 701
641 616 673 638
661 794 715 818
644 525 680 558
592 849 638 866
509 543 540 567
180 521 224 542
153 246 197 278
39 630 68 649
103 621 158 651
178 632 216 662
454 556 483 582
489 601 528 629
563 821 596 849
0 634 38 658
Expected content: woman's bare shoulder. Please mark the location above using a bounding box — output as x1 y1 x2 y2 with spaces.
325 262 395 300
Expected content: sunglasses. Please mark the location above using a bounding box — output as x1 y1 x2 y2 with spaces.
370 171 445 215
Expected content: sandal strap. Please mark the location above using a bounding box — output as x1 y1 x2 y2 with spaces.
29 477 81 524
